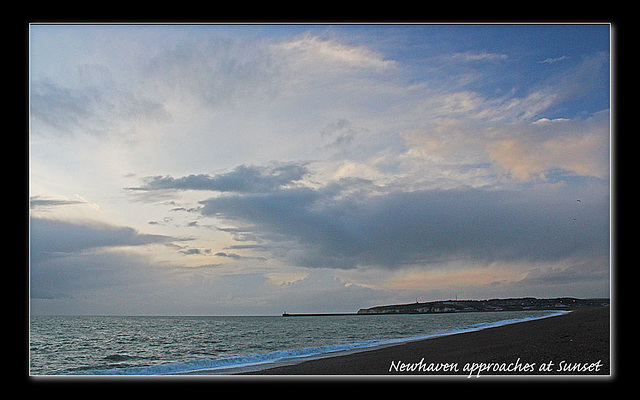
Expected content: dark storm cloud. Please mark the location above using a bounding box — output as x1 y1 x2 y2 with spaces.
30 217 173 261
199 179 610 270
30 251 164 300
30 218 175 300
127 161 609 271
130 162 309 194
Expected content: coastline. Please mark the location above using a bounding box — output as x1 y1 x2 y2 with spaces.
231 307 610 376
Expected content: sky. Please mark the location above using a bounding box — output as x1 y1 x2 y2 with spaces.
29 24 611 315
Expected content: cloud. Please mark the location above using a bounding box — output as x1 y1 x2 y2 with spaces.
487 110 610 181
30 217 173 261
198 177 609 270
277 34 395 72
214 251 242 260
320 118 361 149
30 80 96 136
179 248 211 256
445 51 508 63
30 195 85 209
31 35 277 141
30 27 610 314
30 217 179 305
514 52 609 120
30 250 166 301
400 107 610 186
142 37 280 109
275 269 379 313
214 251 266 261
130 162 309 194
539 55 568 64
515 259 609 287
30 77 169 138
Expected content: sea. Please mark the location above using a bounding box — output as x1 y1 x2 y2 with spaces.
30 310 568 376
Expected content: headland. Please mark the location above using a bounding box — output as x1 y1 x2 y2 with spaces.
356 297 609 315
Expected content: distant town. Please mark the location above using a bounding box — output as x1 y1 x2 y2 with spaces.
356 297 610 315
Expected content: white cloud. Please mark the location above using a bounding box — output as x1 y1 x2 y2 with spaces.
533 117 571 124
276 34 396 72
539 55 568 64
445 51 508 63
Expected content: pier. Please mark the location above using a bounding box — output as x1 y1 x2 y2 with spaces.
282 312 356 317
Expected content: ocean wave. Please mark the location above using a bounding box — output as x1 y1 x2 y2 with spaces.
73 341 386 375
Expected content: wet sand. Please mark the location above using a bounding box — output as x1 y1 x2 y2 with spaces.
239 307 610 376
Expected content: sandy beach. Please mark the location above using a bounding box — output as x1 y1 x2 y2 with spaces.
236 307 610 376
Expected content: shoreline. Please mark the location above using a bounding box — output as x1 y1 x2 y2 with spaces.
231 307 610 376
